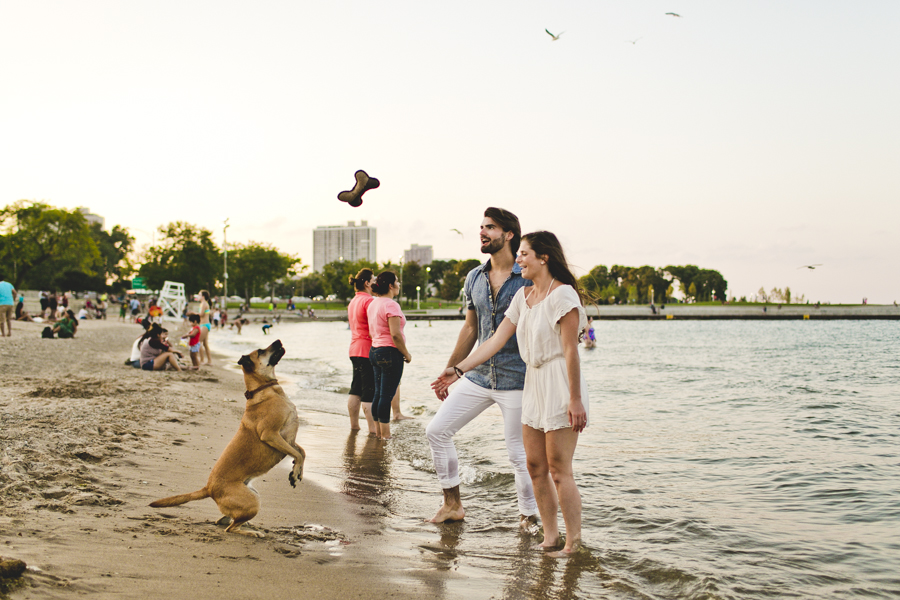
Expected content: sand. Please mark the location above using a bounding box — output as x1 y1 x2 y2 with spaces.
0 319 442 599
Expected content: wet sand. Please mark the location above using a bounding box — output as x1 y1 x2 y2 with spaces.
0 319 442 599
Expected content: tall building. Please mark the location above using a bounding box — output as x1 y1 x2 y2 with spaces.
77 207 105 229
313 220 377 272
404 243 433 266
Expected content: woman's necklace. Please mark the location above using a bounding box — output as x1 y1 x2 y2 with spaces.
531 278 555 306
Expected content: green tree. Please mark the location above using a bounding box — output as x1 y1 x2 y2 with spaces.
228 242 301 303
400 262 426 306
439 259 480 301
0 201 100 289
91 223 135 291
688 282 698 302
138 222 221 295
321 259 376 301
296 273 325 299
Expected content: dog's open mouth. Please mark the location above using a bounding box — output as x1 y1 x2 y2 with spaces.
267 340 285 366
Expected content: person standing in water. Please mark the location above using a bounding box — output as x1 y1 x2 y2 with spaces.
433 231 589 556
425 207 538 528
346 268 377 435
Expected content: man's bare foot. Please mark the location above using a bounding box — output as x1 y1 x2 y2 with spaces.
519 514 539 532
392 414 413 421
426 503 466 523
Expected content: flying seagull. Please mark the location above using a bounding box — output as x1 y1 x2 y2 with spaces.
798 264 823 270
451 228 464 237
626 37 643 45
545 28 564 41
665 12 681 17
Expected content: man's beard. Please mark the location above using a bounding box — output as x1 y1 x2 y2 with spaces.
480 236 504 255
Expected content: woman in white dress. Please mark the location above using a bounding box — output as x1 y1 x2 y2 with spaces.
432 231 588 556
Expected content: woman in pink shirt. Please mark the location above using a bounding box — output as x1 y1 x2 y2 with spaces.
367 271 412 440
347 268 376 434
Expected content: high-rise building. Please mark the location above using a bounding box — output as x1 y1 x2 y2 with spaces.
403 243 433 266
313 220 377 272
77 207 105 229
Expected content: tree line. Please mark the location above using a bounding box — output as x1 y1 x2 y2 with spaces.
2 202 730 305
578 264 728 304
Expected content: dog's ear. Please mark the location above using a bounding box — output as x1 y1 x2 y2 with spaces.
237 354 255 372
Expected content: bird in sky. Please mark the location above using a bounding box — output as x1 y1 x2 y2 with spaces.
798 264 823 270
626 37 643 45
665 12 681 17
545 28 564 41
451 228 464 237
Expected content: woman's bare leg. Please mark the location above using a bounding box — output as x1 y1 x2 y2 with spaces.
392 388 412 420
523 425 560 549
546 428 581 555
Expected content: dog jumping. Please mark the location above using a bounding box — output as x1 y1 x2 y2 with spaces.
149 339 305 535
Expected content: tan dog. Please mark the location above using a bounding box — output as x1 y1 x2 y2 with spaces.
150 339 305 535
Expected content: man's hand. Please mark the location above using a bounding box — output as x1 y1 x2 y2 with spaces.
431 367 459 401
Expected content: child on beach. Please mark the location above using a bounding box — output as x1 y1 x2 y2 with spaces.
262 319 272 334
181 314 202 370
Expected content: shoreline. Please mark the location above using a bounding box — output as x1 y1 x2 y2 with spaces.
226 303 900 322
0 320 442 599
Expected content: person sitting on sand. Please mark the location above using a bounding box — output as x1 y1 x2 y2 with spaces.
138 324 183 371
126 319 152 368
52 310 78 338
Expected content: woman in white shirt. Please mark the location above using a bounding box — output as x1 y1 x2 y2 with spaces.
433 231 588 556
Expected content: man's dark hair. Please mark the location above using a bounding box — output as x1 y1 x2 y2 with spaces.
484 207 521 254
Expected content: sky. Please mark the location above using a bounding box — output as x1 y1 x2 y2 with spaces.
2 1 898 303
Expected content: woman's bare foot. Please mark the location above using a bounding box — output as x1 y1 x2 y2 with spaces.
546 538 582 558
392 414 413 421
532 537 562 551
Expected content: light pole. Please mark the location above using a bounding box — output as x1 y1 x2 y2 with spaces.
223 219 230 309
398 254 404 304
416 285 421 310
426 266 431 300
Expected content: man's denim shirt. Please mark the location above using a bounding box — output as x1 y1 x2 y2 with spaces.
463 259 532 390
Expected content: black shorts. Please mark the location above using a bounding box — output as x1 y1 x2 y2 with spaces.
349 356 375 403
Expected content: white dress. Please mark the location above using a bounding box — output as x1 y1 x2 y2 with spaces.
505 284 589 432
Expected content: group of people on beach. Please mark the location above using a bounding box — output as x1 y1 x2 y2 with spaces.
127 290 216 371
344 207 589 556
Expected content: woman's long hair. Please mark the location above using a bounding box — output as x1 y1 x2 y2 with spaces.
371 271 398 295
522 231 585 305
138 323 163 349
348 268 374 292
199 289 211 304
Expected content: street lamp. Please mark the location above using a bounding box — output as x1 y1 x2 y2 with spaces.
223 219 230 309
398 254 404 303
416 285 421 310
426 266 431 300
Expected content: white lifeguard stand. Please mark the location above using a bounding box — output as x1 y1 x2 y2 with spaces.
158 281 187 322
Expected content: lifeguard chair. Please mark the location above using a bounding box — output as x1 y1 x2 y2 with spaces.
158 281 187 322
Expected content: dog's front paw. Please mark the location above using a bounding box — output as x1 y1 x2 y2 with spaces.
289 461 303 488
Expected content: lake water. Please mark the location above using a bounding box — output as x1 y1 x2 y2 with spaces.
210 318 900 599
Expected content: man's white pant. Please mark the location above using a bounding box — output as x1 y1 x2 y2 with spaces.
425 377 538 517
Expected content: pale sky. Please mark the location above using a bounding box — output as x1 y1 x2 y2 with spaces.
2 1 898 303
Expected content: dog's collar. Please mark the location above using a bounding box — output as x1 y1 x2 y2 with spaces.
245 380 279 400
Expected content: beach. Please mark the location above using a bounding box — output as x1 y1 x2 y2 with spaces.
3 316 899 599
0 319 443 599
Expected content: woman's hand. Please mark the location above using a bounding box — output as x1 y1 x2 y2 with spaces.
568 398 587 433
403 352 412 364
431 367 459 400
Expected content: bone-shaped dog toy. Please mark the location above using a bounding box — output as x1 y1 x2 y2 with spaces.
338 170 380 207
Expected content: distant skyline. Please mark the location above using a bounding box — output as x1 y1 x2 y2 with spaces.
2 1 898 303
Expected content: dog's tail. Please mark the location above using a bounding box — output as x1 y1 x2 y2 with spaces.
149 488 209 508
